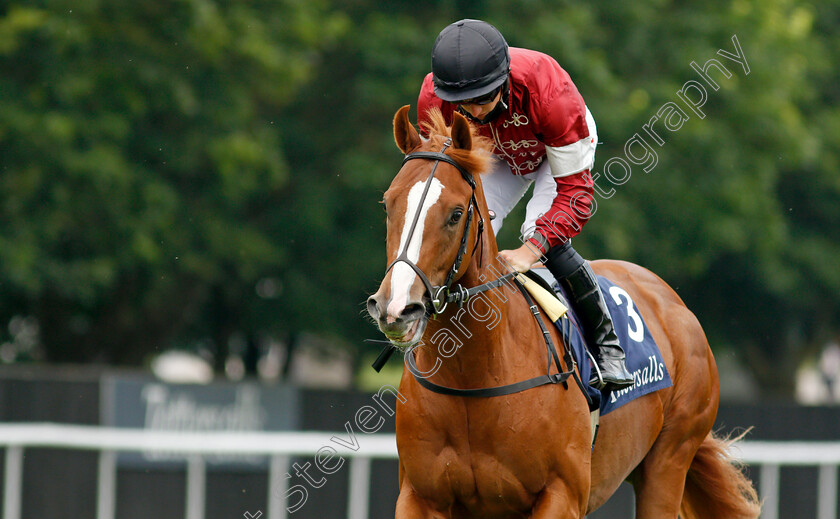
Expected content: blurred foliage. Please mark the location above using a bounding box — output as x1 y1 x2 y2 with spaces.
0 0 838 396
0 0 349 366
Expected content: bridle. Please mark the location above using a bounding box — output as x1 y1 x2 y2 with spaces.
384 139 515 315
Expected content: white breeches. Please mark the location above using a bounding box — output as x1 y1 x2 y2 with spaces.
481 157 557 240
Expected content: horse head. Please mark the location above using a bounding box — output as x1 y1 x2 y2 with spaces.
367 105 495 349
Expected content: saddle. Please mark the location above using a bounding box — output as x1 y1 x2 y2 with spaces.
524 267 672 417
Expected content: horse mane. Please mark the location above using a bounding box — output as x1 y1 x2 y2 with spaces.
419 108 494 175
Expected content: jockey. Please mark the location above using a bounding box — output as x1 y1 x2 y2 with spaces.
417 19 633 391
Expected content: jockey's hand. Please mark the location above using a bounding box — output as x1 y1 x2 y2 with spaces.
499 243 543 273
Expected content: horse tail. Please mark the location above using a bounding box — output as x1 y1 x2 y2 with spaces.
680 430 761 519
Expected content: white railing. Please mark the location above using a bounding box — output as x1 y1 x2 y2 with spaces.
735 441 840 519
0 423 396 519
0 423 836 519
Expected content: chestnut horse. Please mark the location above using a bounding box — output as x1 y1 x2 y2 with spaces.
367 105 760 518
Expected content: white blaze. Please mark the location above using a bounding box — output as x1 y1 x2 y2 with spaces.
388 178 444 319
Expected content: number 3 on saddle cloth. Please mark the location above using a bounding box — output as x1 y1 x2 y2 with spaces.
528 269 673 416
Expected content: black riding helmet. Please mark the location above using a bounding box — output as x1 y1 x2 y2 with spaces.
432 19 510 102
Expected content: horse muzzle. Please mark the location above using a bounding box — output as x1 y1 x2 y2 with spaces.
366 294 429 349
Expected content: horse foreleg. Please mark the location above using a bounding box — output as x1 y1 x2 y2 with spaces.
530 479 588 518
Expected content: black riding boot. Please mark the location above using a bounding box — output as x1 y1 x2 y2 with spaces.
545 242 634 391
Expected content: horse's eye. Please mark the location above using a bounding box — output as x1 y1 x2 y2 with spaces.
448 209 464 225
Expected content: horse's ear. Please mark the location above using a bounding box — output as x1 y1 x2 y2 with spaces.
394 105 422 154
451 111 473 151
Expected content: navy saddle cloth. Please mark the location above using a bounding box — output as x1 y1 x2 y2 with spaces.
528 268 672 416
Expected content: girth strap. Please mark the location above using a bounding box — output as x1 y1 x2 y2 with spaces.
407 352 570 397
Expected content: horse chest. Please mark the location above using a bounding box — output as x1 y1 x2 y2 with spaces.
400 413 555 512
405 445 539 512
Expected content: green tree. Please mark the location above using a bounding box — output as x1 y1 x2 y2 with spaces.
0 1 348 365
487 0 840 396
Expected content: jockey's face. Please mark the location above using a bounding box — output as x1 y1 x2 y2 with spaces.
456 88 502 122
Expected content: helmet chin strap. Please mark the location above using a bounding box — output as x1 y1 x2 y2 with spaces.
457 80 510 125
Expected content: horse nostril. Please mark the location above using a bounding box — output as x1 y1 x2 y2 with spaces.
367 296 382 320
401 303 425 322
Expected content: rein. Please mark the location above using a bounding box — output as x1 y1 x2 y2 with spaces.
406 278 590 401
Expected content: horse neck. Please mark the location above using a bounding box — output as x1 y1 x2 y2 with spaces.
415 177 545 383
420 248 543 385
